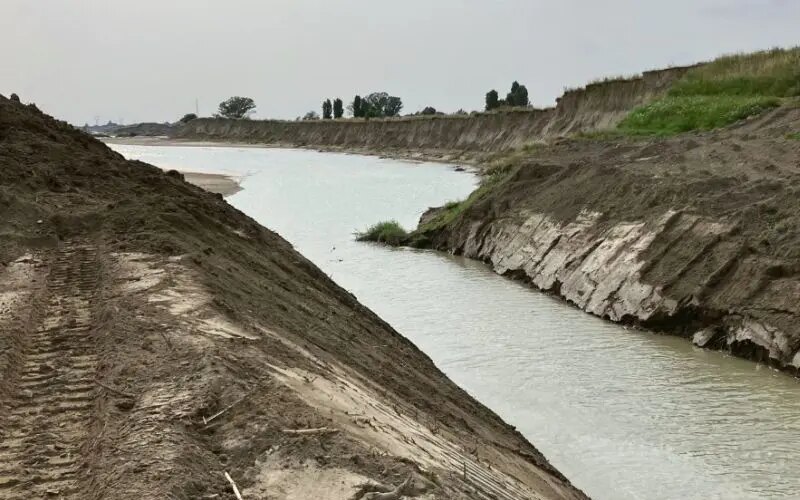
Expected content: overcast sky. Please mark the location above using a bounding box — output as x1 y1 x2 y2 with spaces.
2 0 798 125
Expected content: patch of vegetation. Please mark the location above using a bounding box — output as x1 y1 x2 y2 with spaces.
618 47 798 135
618 95 781 135
786 132 800 141
355 220 408 245
416 166 512 235
670 47 800 98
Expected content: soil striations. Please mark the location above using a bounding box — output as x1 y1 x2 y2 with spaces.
419 106 800 375
0 95 588 499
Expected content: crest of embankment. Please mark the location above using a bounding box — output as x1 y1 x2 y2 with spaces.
178 65 693 152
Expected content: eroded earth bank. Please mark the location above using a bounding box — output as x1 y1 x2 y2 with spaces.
416 107 800 375
176 50 800 375
0 95 587 499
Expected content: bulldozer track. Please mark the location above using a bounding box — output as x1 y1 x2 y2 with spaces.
0 242 100 499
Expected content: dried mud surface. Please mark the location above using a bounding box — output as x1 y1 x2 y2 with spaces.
0 95 587 499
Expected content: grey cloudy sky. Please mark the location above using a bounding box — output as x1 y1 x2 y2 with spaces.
2 0 798 125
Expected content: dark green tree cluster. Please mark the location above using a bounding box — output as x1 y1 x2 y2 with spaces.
322 99 333 119
333 98 344 118
350 92 403 118
485 81 530 111
506 81 529 107
217 96 256 119
321 98 345 119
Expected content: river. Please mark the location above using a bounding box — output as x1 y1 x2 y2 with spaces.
110 143 800 500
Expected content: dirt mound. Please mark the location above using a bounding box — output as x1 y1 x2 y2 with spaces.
420 105 800 374
0 94 587 499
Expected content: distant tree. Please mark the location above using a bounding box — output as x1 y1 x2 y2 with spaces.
303 110 320 120
333 98 344 118
322 99 333 119
360 92 403 118
384 95 403 117
504 81 530 107
179 113 198 123
420 106 438 115
352 95 363 118
217 96 256 119
485 89 499 111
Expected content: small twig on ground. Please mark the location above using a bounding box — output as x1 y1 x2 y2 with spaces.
281 427 340 436
224 471 244 500
94 380 134 399
204 395 248 426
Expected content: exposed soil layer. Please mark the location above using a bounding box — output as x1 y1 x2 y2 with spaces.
0 96 588 499
421 105 800 375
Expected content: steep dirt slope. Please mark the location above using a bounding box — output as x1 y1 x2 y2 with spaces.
178 66 692 155
0 95 587 499
419 106 800 374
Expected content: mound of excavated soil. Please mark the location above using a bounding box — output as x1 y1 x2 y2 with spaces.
424 105 800 374
0 95 587 499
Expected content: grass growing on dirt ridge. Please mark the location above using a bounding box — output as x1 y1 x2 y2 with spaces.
618 95 781 135
619 46 800 135
355 220 408 245
415 159 515 235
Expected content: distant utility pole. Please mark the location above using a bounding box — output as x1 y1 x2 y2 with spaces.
195 98 199 116
94 115 100 126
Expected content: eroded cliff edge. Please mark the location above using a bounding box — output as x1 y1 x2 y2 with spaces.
418 107 800 374
178 65 692 155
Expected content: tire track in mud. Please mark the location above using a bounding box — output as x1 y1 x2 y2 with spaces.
0 242 99 499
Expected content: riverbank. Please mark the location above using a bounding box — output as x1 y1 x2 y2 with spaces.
104 135 486 170
173 48 800 376
410 104 800 375
0 97 587 498
112 140 800 500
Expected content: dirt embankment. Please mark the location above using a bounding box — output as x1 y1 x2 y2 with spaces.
177 66 692 158
419 106 800 375
0 95 588 499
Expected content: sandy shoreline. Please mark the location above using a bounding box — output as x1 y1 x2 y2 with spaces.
103 138 243 196
102 136 484 173
181 171 242 197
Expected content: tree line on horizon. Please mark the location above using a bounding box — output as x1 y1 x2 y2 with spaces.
195 82 532 122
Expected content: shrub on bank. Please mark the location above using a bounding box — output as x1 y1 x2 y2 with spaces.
355 220 408 245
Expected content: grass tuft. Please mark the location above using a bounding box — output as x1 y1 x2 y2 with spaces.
355 220 408 246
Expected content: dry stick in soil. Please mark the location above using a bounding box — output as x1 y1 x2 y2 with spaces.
281 427 340 436
224 471 244 500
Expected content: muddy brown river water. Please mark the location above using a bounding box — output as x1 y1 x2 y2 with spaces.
112 143 800 500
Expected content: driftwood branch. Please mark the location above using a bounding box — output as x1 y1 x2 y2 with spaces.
224 471 244 500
